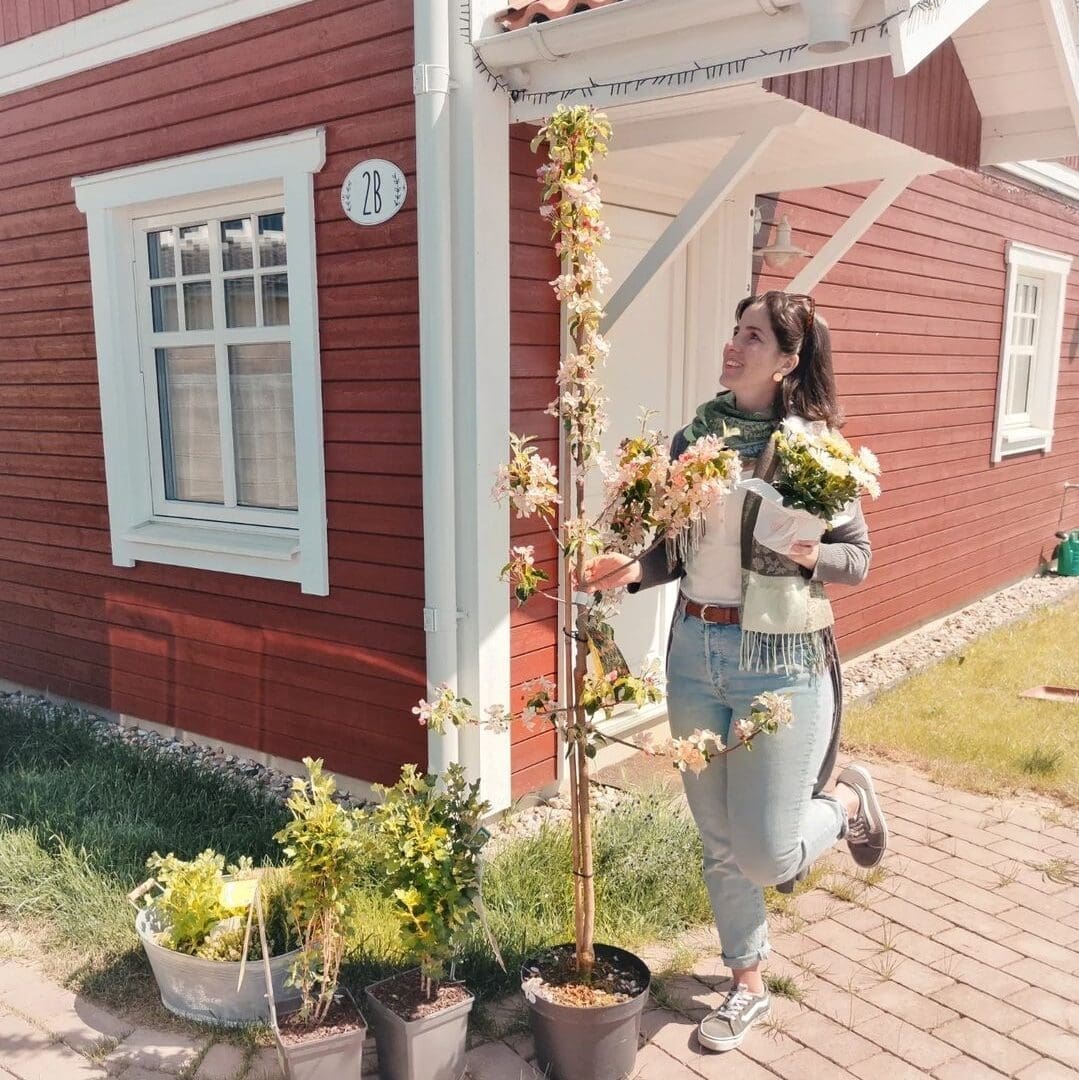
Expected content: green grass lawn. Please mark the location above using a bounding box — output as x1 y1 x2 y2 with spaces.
0 697 737 1025
843 592 1079 806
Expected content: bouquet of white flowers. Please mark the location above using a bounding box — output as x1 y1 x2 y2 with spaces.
741 418 881 556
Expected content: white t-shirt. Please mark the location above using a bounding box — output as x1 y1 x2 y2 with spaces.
680 458 755 606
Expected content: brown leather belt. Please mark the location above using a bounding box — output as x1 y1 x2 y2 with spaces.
682 597 740 625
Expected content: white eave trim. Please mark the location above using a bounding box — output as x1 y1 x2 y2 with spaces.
996 160 1079 202
0 0 315 98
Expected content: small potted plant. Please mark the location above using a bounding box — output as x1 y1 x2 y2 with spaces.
364 763 491 1080
132 849 301 1025
270 758 372 1080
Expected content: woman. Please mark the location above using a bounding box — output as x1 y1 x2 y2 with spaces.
582 290 887 1054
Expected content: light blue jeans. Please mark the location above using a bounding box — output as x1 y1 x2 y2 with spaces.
666 610 845 970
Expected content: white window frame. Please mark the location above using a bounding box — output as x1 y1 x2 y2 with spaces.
73 129 329 594
992 240 1073 463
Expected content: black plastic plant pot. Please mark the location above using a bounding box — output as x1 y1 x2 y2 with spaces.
521 944 651 1080
365 970 475 1080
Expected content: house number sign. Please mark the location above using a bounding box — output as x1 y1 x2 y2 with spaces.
341 159 407 226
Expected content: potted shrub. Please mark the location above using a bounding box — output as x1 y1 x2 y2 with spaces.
413 105 796 1080
132 849 302 1025
269 758 372 1080
364 763 490 1080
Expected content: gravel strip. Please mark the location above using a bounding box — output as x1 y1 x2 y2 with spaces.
1 573 1075 844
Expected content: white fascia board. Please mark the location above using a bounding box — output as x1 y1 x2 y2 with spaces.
980 107 1079 165
487 0 896 122
997 160 1079 202
1039 0 1079 136
73 129 325 211
0 0 315 98
888 0 991 77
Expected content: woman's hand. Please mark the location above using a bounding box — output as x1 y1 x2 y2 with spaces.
580 553 642 592
786 540 820 572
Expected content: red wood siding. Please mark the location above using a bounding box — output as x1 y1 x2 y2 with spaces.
757 169 1079 656
766 40 980 170
0 0 127 44
509 124 560 797
0 0 425 785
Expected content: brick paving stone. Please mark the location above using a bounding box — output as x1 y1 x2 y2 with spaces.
791 890 842 924
675 1047 778 1080
243 1048 285 1080
926 817 997 849
874 895 953 937
934 836 1008 870
861 980 958 1030
863 922 953 967
1010 1018 1079 1072
0 962 133 1057
115 1071 174 1080
768 1046 851 1079
796 946 876 993
989 837 1061 867
933 1017 1040 1075
933 902 1022 941
0 1007 107 1080
1010 986 1079 1030
849 1051 941 1080
887 833 950 865
999 931 1079 973
930 953 1029 998
194 1043 246 1080
994 881 1079 920
930 876 1019 915
103 1028 206 1075
888 857 951 887
830 907 888 935
1009 865 1076 898
879 957 956 996
798 974 882 1029
766 930 822 962
651 975 723 1019
931 982 1031 1033
1005 958 1079 1001
628 1041 700 1079
640 1007 698 1053
1015 1060 1079 1080
930 1055 1010 1079
782 1008 878 1067
933 927 1025 969
736 1019 802 1066
464 1039 542 1079
802 921 879 963
852 1013 958 1071
880 877 953 911
930 856 1003 890
987 821 1057 851
997 905 1079 945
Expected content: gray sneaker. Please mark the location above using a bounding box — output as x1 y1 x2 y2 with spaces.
837 763 888 868
698 984 772 1052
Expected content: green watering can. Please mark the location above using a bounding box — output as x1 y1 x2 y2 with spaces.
1056 530 1079 576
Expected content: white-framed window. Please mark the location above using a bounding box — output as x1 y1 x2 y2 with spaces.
73 129 329 594
992 240 1072 462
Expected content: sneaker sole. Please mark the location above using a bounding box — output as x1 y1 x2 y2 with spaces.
838 763 888 867
697 1000 771 1052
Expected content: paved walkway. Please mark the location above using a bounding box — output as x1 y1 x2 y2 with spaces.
1 757 1077 1079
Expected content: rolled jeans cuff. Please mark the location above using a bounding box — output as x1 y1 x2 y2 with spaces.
722 943 771 971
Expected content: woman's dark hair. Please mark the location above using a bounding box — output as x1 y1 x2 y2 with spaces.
735 290 843 427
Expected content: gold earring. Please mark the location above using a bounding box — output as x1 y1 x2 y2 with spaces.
773 372 784 383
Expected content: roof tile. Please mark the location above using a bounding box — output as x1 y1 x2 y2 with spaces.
496 0 622 33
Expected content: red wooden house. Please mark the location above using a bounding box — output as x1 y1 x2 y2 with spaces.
0 0 1076 809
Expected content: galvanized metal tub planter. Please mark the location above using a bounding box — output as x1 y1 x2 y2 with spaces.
365 970 474 1080
135 907 302 1025
521 944 651 1080
273 994 367 1080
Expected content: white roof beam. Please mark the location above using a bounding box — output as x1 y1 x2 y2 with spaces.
888 0 992 76
786 166 920 295
603 120 781 332
610 100 804 153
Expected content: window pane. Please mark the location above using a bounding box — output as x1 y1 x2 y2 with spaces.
147 230 175 279
156 346 223 504
229 344 296 510
258 213 287 267
151 285 178 332
183 281 213 330
1012 316 1035 348
179 224 210 276
1008 354 1032 415
221 219 254 271
224 277 256 327
261 273 290 326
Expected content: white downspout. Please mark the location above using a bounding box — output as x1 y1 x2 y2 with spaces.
413 0 460 774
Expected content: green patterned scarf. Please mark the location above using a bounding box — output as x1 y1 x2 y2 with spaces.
683 391 778 457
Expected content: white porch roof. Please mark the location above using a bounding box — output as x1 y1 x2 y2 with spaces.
474 0 1079 166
